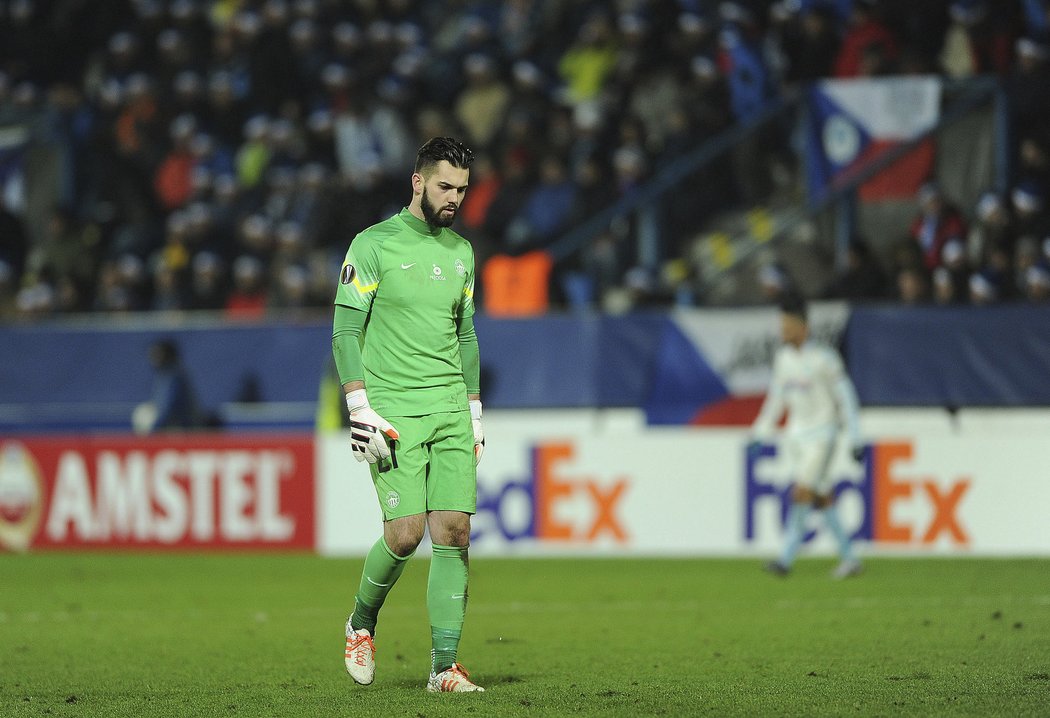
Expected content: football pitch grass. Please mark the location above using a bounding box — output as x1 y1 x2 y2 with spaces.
1 555 1047 717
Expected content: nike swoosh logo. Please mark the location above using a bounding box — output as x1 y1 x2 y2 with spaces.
401 262 416 270
366 577 392 587
450 594 466 600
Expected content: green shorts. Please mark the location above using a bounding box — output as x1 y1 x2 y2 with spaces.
369 409 477 520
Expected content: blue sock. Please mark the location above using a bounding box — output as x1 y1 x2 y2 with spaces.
822 507 855 563
780 502 809 568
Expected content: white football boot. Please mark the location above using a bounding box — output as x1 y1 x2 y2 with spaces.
832 559 863 579
426 662 485 693
344 618 376 685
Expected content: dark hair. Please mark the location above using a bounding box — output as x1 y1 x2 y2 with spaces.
414 137 475 175
779 292 808 321
150 338 180 366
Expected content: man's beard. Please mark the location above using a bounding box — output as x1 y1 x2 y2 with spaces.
421 187 457 229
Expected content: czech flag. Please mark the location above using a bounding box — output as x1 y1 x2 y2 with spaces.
805 77 942 203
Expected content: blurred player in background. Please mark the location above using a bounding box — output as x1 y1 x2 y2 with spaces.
331 137 486 692
748 294 864 579
132 338 203 433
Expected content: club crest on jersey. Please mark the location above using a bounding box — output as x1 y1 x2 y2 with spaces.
455 258 466 276
386 491 400 509
340 263 356 285
431 264 446 281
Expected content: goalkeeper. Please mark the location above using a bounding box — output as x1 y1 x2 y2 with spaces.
332 137 485 693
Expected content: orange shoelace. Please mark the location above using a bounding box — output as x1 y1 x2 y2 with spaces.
345 633 375 667
439 663 472 691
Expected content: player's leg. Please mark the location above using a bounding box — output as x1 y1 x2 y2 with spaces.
350 514 424 635
425 510 482 691
346 417 428 684
809 440 861 578
770 438 834 573
423 410 483 692
770 484 813 573
815 493 861 578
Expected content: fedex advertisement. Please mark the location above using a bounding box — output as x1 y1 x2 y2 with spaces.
0 435 315 551
319 409 1050 557
746 439 974 554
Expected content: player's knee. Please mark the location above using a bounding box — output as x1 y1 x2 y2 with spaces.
442 524 470 548
384 519 425 556
431 515 471 547
386 532 423 556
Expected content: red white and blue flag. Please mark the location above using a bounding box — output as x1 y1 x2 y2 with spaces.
805 77 942 203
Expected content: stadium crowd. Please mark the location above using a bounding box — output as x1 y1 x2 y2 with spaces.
1 0 1050 318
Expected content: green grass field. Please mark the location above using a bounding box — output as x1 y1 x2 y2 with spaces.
1 554 1047 717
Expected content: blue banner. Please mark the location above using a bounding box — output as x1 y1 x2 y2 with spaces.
848 305 1050 406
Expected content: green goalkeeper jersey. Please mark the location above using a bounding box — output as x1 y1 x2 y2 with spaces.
334 208 476 417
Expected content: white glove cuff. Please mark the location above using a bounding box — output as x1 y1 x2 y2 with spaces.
346 389 369 414
469 399 483 420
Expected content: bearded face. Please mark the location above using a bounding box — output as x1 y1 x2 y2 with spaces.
420 185 458 229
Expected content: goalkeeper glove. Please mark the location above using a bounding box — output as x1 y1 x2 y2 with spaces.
346 389 399 464
470 399 485 466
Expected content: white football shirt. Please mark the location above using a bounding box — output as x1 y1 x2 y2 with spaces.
751 340 860 444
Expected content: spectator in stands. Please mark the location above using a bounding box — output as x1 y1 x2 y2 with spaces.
0 195 28 283
1017 132 1050 193
937 239 972 301
833 0 899 78
758 262 795 304
150 257 187 311
1013 235 1042 290
823 238 889 301
908 182 968 271
896 266 930 304
225 255 267 318
153 113 198 212
940 1 1016 78
1023 264 1050 301
932 267 958 305
1009 36 1050 147
773 3 841 86
977 240 1018 301
454 53 511 152
557 12 618 108
187 250 226 310
968 270 1000 305
967 191 1014 266
1010 179 1050 238
504 153 577 251
483 151 532 251
25 207 98 311
458 153 502 254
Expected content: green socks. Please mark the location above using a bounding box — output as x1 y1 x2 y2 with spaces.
350 537 412 637
350 538 469 673
427 544 469 673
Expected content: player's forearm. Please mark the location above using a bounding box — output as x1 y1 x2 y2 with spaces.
332 304 367 386
834 376 861 443
457 315 481 396
751 386 784 438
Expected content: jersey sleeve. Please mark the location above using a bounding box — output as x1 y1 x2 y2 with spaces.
751 351 786 439
823 348 861 444
334 232 382 310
